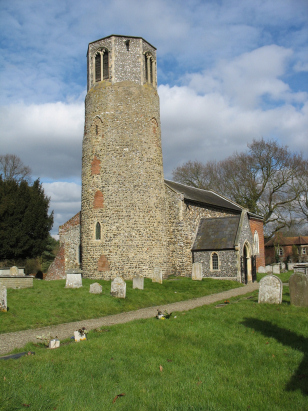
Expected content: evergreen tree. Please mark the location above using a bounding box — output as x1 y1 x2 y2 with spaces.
0 177 53 260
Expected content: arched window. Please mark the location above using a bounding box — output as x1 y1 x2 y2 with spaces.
103 51 109 80
94 49 109 83
95 53 101 82
254 230 259 255
144 53 154 85
95 222 101 240
211 253 219 270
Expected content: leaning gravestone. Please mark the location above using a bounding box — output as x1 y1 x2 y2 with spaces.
133 275 144 290
90 282 102 294
65 270 82 288
110 277 126 298
0 285 7 312
10 266 19 276
258 274 282 304
289 273 308 307
192 262 202 281
152 267 162 284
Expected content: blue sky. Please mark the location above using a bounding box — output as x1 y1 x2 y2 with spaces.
0 0 307 236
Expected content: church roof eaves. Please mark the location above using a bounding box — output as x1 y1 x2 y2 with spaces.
88 35 156 51
164 180 242 212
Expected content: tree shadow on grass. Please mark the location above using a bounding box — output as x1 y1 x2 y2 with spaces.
242 318 308 396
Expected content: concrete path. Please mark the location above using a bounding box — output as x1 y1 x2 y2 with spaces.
0 282 259 356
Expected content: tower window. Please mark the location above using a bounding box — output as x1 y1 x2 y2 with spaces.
95 53 101 82
150 59 153 84
103 51 109 80
95 222 101 240
144 54 148 82
125 40 130 51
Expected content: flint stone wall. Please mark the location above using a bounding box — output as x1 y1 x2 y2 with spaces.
81 80 168 280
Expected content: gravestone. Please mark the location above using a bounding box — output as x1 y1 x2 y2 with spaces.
192 262 202 280
152 267 162 284
90 282 102 294
133 275 144 290
65 270 82 288
258 275 282 304
10 266 19 276
0 285 7 312
110 277 126 298
289 273 308 307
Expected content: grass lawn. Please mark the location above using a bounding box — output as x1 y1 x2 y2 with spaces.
0 277 243 333
257 270 294 283
0 288 307 410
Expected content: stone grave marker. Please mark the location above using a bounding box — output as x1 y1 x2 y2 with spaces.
289 273 308 307
152 267 162 284
110 277 126 298
0 285 7 312
258 274 282 304
133 275 144 290
10 266 19 276
90 282 102 294
65 270 83 288
192 262 202 280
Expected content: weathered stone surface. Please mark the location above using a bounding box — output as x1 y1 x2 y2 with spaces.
289 273 308 307
90 282 102 294
81 36 169 281
265 264 280 274
110 277 126 298
258 275 282 304
10 266 19 276
152 267 162 284
65 272 82 288
258 266 266 273
192 262 202 280
0 285 7 312
133 275 144 290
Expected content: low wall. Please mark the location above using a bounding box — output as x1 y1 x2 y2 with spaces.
0 268 25 276
0 276 33 289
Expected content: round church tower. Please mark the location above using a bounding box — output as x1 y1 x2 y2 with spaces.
81 35 168 279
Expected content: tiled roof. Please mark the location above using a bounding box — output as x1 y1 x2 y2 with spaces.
164 180 242 212
265 236 308 247
192 216 241 251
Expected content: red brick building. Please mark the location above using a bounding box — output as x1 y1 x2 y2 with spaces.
265 235 308 264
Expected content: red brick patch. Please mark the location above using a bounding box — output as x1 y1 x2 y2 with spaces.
91 156 101 175
98 255 110 271
94 190 104 208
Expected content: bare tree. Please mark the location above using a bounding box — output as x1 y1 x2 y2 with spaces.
172 139 308 238
0 154 31 183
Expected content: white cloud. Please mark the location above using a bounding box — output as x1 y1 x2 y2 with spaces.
43 182 81 235
0 102 84 180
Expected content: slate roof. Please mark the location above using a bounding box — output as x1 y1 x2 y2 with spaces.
164 180 242 212
192 216 241 251
265 236 308 247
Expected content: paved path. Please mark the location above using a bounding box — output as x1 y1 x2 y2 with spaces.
0 283 259 356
